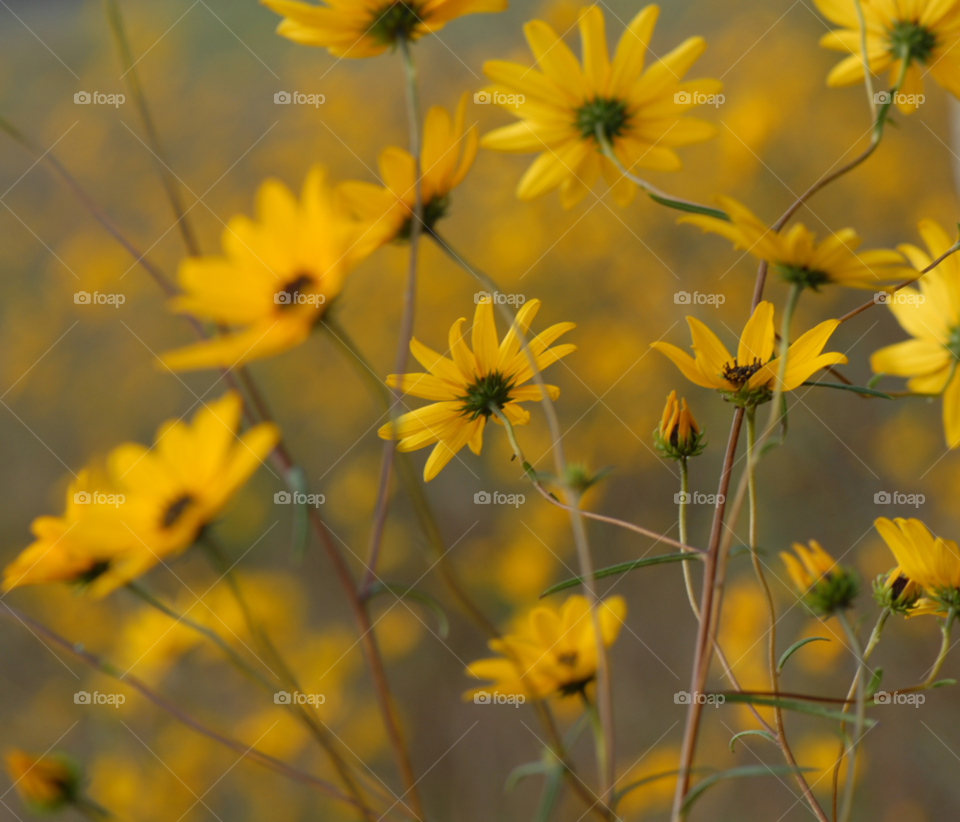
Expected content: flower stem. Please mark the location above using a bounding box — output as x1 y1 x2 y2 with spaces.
922 607 957 687
836 611 867 822
678 458 699 617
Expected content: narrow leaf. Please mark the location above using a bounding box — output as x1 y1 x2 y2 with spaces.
533 767 564 822
801 381 894 400
867 372 885 389
541 552 701 598
720 693 875 726
777 637 830 674
681 766 811 814
505 761 551 793
729 730 777 752
366 582 450 638
931 678 956 689
646 192 730 221
865 668 883 699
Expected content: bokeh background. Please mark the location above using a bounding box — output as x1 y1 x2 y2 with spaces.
1 0 959 819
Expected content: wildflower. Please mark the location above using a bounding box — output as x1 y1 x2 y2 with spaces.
653 390 705 460
679 197 912 290
781 541 859 615
870 219 960 448
480 4 720 208
814 0 960 114
875 517 960 612
337 94 478 242
873 566 921 615
161 166 387 372
377 298 575 480
464 595 626 699
261 0 506 58
4 750 79 813
650 301 848 407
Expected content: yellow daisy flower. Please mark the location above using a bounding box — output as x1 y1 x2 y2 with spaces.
814 0 960 114
870 219 960 447
781 540 858 614
261 0 506 58
679 196 912 290
4 750 78 813
377 298 575 481
480 4 721 208
161 165 387 372
337 93 478 242
464 594 626 700
650 301 849 407
875 516 960 593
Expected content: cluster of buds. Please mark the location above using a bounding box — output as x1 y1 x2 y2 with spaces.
781 540 859 616
653 391 706 460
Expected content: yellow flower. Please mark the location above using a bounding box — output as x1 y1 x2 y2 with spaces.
875 565 923 613
870 219 960 447
654 390 704 459
480 4 720 208
337 94 478 242
781 540 858 613
161 166 387 372
650 301 848 407
261 0 506 58
814 0 960 114
875 517 960 594
377 298 575 480
4 750 78 812
2 471 127 593
464 595 626 699
679 196 912 290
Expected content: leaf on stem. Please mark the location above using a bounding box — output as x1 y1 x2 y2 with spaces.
540 552 701 598
681 766 813 814
719 693 875 726
728 729 777 752
800 381 894 399
777 637 830 674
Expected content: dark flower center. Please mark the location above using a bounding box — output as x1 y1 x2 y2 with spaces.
75 560 112 586
368 1 422 45
397 195 449 242
890 574 910 600
721 358 764 388
277 273 315 309
576 96 630 142
557 651 578 667
162 494 195 529
887 20 937 63
458 371 516 421
774 263 831 290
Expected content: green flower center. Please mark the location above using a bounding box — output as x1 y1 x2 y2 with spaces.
459 370 516 421
575 96 630 142
774 263 831 291
368 1 422 45
397 195 449 242
162 494 195 529
887 19 937 63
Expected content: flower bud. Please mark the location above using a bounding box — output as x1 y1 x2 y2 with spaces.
654 391 706 460
780 540 858 615
4 750 79 813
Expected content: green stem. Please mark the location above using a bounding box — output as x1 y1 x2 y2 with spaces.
922 607 957 687
580 690 607 796
836 611 867 822
678 458 699 617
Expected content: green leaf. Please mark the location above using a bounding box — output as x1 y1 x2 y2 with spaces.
613 769 705 808
728 730 777 752
681 766 811 815
867 372 885 389
800 381 895 400
931 678 957 689
865 667 883 699
540 552 701 598
719 693 874 726
646 192 730 221
532 766 564 822
777 637 830 674
562 712 591 749
505 761 552 793
366 582 450 638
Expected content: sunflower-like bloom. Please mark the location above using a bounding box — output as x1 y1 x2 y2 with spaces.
480 5 721 208
464 595 626 700
378 298 575 480
814 0 960 114
679 196 913 290
650 301 848 407
875 517 960 612
4 750 79 813
781 540 858 615
338 94 478 242
653 390 705 460
870 220 960 448
873 566 922 614
261 0 506 58
161 166 388 372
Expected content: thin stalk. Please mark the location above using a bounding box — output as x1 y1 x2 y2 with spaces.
678 458 699 617
581 691 607 794
361 36 424 599
852 0 877 121
921 607 957 687
836 612 866 822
